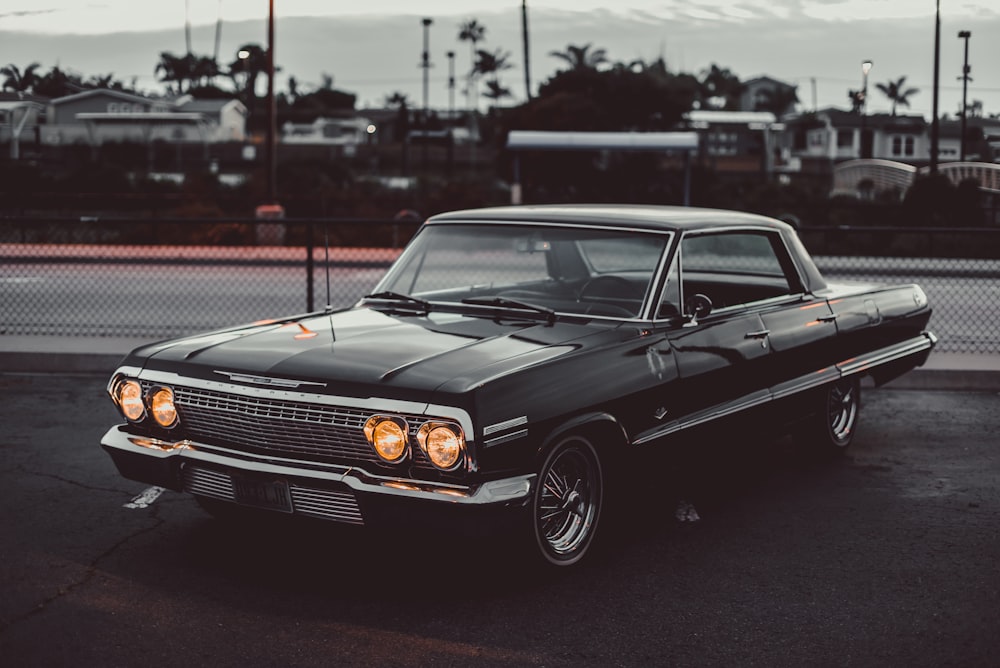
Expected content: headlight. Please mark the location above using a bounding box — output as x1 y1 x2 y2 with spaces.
364 416 409 463
417 422 465 470
117 380 145 422
150 386 178 428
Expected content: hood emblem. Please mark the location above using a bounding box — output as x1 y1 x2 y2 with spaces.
214 371 327 389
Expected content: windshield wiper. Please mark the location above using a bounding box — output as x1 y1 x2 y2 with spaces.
363 290 432 312
461 296 557 325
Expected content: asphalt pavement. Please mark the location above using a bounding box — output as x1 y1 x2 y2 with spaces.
1 374 999 666
1 334 999 391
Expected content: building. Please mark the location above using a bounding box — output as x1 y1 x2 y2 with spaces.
42 89 246 148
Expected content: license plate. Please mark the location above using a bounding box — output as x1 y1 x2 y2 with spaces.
232 475 293 513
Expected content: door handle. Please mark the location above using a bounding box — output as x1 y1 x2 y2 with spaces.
744 330 770 339
817 314 838 323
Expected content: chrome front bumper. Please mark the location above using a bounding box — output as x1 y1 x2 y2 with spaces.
101 425 535 528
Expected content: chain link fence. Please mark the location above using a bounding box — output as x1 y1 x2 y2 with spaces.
2 217 997 354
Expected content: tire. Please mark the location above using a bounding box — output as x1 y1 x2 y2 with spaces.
531 436 604 567
797 377 861 455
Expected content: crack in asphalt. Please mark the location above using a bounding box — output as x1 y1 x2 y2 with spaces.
0 505 167 636
13 464 143 497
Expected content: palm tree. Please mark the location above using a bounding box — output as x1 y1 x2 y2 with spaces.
1 62 41 94
156 51 199 94
475 49 514 108
227 44 267 106
482 79 512 104
458 19 486 73
458 19 486 114
548 43 608 71
876 76 919 116
33 66 85 98
384 91 411 109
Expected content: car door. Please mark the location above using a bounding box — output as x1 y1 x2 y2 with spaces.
636 231 774 441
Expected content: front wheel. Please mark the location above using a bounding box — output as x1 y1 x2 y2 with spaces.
532 436 604 567
796 377 861 455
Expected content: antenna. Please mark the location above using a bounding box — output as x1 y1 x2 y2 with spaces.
324 223 332 311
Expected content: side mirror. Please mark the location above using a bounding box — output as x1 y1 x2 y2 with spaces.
683 293 713 326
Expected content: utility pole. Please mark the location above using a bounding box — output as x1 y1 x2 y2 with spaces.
447 50 455 176
521 0 532 101
958 30 972 162
930 0 941 175
266 0 277 205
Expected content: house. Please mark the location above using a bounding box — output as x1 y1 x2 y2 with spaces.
174 97 247 142
682 110 783 176
739 76 800 117
42 89 246 147
281 116 374 146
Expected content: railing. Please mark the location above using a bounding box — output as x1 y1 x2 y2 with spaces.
2 217 997 354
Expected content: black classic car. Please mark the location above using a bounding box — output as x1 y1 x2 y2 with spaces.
102 205 936 566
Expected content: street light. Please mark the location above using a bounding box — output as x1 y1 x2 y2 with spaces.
860 59 873 158
420 17 433 171
447 50 455 176
958 30 972 162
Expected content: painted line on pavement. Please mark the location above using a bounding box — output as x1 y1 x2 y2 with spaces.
124 486 165 509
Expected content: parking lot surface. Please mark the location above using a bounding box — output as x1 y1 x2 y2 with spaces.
1 373 998 667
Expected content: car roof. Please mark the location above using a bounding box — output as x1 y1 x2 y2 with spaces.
425 204 793 233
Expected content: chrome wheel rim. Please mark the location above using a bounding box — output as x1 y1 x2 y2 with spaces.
828 380 859 446
536 443 601 561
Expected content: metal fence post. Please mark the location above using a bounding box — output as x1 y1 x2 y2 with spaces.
306 221 315 312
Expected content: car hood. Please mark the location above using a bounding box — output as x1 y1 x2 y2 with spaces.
129 307 615 400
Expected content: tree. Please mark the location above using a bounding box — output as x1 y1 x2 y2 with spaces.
699 64 744 110
32 66 85 98
155 51 199 94
458 19 486 72
548 43 608 71
876 76 919 116
482 79 512 104
1 62 41 94
458 19 487 113
227 44 267 106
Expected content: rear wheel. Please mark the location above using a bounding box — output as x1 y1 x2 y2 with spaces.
531 436 604 567
796 377 861 455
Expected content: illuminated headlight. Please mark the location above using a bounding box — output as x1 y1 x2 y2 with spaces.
417 422 465 470
150 386 179 428
117 380 146 422
364 416 409 464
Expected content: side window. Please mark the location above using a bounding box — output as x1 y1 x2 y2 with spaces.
680 231 797 311
657 253 681 318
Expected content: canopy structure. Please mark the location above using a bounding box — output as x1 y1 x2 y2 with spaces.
505 130 699 205
0 100 45 159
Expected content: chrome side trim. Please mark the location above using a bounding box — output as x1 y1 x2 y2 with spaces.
631 333 935 447
484 415 528 435
484 429 529 448
837 334 935 377
632 390 771 445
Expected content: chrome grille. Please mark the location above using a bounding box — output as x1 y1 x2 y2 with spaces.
181 464 364 525
182 465 234 500
172 385 432 469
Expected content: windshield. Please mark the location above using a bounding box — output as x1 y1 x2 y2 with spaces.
372 223 670 318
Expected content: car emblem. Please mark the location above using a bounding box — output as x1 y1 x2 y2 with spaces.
213 371 327 389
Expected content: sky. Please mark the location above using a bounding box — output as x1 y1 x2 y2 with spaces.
2 1 999 119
